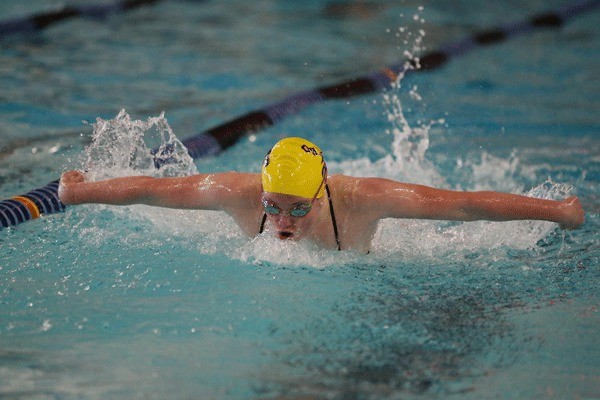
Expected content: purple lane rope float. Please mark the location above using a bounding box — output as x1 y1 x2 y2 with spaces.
1 0 598 229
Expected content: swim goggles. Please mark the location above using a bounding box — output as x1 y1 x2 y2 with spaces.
263 201 313 217
263 178 324 218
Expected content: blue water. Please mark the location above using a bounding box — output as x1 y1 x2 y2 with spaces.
1 1 599 399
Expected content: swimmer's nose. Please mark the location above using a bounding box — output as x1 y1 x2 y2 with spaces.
274 214 294 229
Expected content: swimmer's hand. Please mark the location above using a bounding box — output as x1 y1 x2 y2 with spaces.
559 196 584 230
58 170 86 205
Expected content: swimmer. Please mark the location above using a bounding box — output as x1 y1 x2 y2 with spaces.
59 137 585 252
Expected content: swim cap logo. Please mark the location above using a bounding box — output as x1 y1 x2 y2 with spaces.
301 144 318 156
301 143 326 179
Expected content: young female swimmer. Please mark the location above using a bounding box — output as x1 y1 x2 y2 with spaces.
59 137 584 252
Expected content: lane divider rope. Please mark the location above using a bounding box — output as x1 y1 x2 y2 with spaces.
1 181 64 228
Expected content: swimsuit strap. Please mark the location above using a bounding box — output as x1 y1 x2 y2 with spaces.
258 184 341 251
325 183 341 251
259 212 267 234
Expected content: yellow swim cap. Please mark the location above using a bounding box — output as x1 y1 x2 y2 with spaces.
262 137 327 199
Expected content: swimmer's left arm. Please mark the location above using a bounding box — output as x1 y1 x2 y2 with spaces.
355 178 585 229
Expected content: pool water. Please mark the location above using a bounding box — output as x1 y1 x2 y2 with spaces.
1 1 599 399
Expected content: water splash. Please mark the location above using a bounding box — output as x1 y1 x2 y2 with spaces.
526 178 573 201
236 232 367 268
83 110 197 181
380 8 446 187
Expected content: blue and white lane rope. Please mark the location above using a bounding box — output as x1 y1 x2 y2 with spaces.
0 181 64 228
1 0 598 229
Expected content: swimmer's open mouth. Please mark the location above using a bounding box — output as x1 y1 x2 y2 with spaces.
277 231 294 240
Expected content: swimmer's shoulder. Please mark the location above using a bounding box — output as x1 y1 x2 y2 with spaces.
327 174 357 186
201 172 262 218
328 175 410 211
327 174 386 195
326 174 369 207
193 171 261 203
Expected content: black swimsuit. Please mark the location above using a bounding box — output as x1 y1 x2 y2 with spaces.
259 183 341 251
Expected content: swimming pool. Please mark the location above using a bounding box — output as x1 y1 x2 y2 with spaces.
1 0 598 398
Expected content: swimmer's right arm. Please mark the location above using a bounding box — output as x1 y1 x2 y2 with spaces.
58 170 258 211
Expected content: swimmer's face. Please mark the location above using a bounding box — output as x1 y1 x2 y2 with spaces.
261 192 322 241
